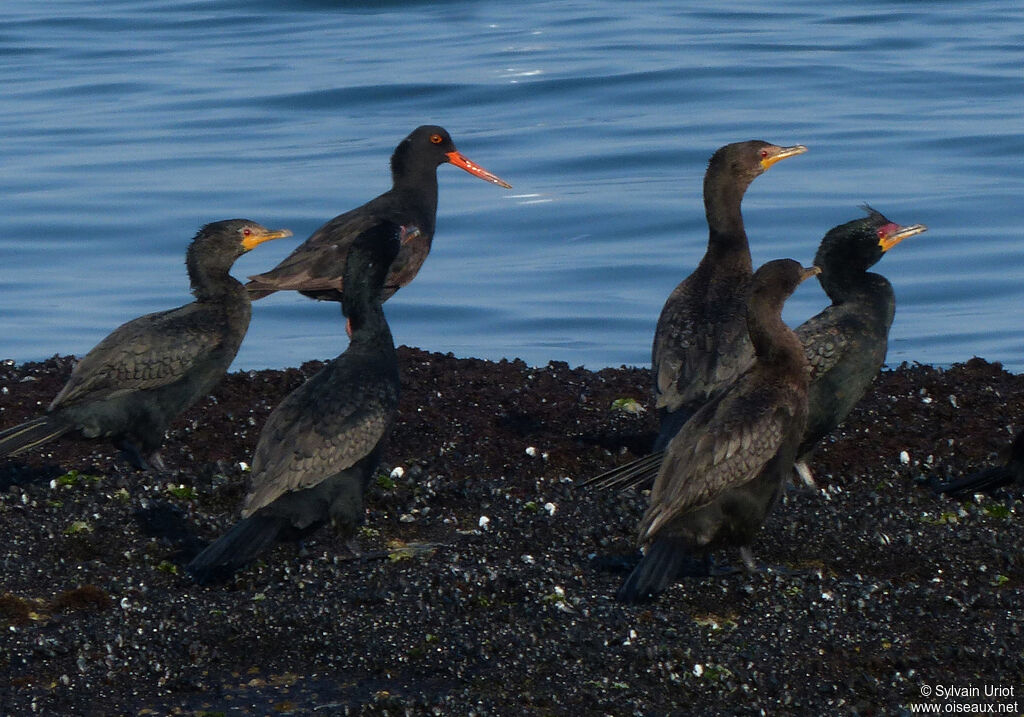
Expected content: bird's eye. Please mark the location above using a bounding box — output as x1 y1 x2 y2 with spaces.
760 149 769 158
430 134 443 144
242 228 252 237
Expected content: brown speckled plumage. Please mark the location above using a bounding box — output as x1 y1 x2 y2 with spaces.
618 259 817 603
584 141 805 493
651 141 806 450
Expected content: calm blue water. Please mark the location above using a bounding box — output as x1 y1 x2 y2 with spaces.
1 1 1022 372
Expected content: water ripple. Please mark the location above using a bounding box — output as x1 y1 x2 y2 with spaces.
1 0 1022 372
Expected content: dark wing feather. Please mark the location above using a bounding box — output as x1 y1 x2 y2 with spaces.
246 211 381 294
796 306 887 455
652 273 753 415
796 308 859 381
50 303 230 409
242 362 397 516
639 380 797 540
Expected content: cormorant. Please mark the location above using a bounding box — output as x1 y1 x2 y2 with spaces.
934 428 1024 497
617 259 819 603
584 141 805 492
187 222 403 584
0 220 291 470
651 140 807 450
246 125 510 302
794 207 927 482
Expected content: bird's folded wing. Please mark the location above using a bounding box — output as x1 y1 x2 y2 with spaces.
243 373 397 515
796 311 855 380
640 396 793 539
246 213 380 292
50 305 226 408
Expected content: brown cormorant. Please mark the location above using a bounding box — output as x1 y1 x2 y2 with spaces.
651 140 807 450
246 125 510 302
187 222 403 584
587 207 927 493
0 220 291 470
617 259 819 603
584 141 805 492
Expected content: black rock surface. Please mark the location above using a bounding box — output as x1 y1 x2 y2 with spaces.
2 350 1022 715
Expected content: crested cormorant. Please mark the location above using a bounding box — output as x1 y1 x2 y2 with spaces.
0 220 291 470
794 207 927 481
187 222 403 584
246 125 510 302
935 428 1024 496
617 259 819 603
583 141 806 492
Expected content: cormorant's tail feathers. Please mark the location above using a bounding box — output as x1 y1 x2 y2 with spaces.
616 537 694 604
0 415 72 458
580 406 696 493
186 513 290 585
581 450 664 492
935 466 1013 497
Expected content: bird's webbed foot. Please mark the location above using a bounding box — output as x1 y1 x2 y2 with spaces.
118 440 166 472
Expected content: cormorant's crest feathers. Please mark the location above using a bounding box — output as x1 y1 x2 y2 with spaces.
196 221 222 237
859 204 888 224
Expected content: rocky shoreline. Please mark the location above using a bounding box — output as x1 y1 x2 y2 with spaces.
1 349 1022 715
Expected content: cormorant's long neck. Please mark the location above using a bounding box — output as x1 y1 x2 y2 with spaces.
344 293 395 354
703 170 753 264
820 271 895 326
747 300 805 375
187 250 244 302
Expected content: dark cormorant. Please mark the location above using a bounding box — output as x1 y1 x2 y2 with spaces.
187 222 403 584
0 220 291 470
617 259 819 603
584 141 806 492
246 125 510 302
935 428 1024 497
587 207 927 492
651 140 807 450
794 207 927 482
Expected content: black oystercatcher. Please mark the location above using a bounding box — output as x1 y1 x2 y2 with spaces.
246 125 510 302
